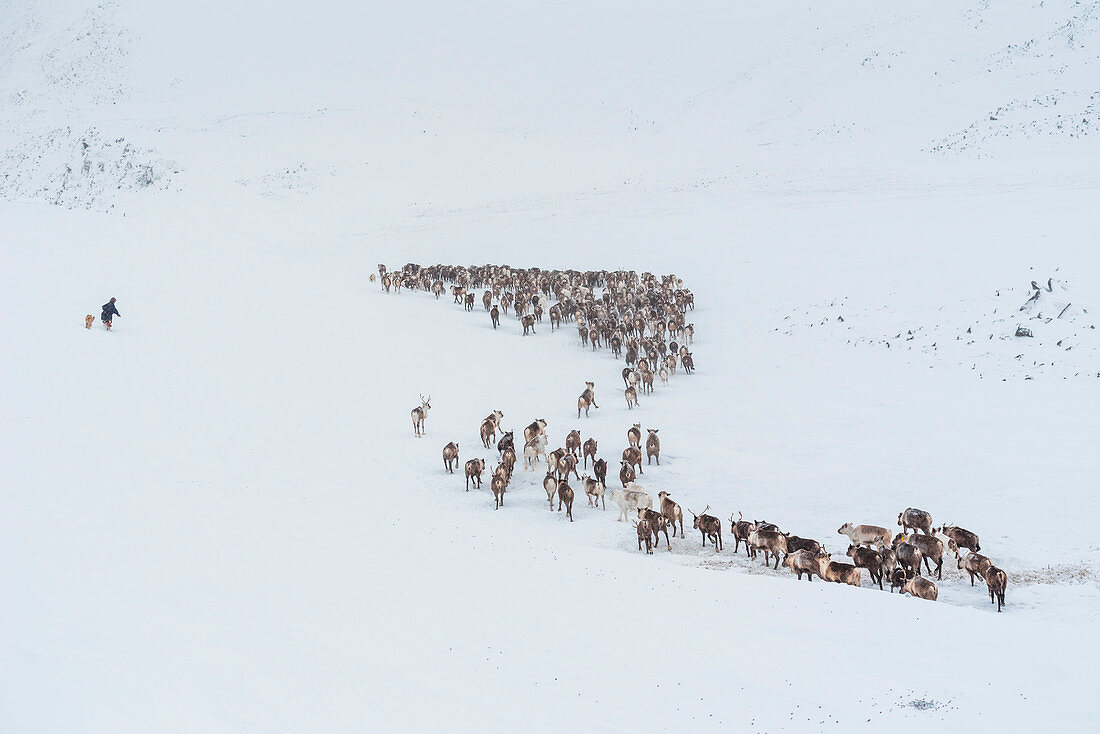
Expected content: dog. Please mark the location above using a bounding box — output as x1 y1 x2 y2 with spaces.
85 314 95 329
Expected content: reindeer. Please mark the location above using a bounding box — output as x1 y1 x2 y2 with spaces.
577 381 599 417
657 491 683 538
747 525 788 569
411 394 431 437
557 480 575 521
637 508 671 550
497 430 514 455
730 512 755 556
500 446 517 474
524 419 547 444
565 430 581 457
659 366 670 386
582 438 598 468
480 412 504 448
524 434 548 471
621 446 643 475
522 314 536 335
490 305 500 329
625 385 639 410
938 525 980 557
464 458 485 491
627 423 641 449
901 575 938 601
783 550 821 581
689 507 723 551
645 429 660 465
464 293 475 311
813 552 862 586
958 551 993 586
543 472 559 508
582 475 605 509
482 290 493 311
681 352 695 373
686 510 721 550
557 452 580 481
898 508 933 536
491 473 507 509
618 460 636 487
846 545 885 590
641 368 654 396
984 566 1008 612
635 517 654 554
593 458 608 487
442 442 459 474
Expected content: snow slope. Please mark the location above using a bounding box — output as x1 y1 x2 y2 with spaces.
3 2 1100 732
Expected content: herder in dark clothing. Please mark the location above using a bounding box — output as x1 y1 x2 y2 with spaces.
101 297 121 330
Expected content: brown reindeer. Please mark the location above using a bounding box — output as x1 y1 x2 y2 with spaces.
657 491 683 538
625 385 639 410
497 430 514 454
582 475 605 509
577 381 599 417
557 480 575 522
984 566 1008 612
618 460 636 487
898 508 933 536
482 290 493 311
958 551 993 586
638 508 671 550
645 429 660 465
557 452 580 481
480 419 499 449
491 473 507 509
565 430 582 457
689 506 723 551
464 293 475 311
500 446 517 474
813 552 862 586
543 472 559 508
593 457 608 487
582 438 598 468
846 545 885 590
522 314 536 335
411 394 431 437
783 549 821 581
635 517 653 554
442 441 459 474
902 575 938 601
621 446 643 475
490 305 500 329
729 512 755 556
524 419 547 444
938 524 981 556
627 423 641 448
464 458 485 491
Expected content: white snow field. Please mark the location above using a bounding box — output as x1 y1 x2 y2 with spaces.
4 1 1100 732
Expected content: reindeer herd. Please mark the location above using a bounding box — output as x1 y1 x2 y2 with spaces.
381 262 1008 613
380 262 696 413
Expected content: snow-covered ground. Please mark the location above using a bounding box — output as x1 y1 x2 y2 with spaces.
3 2 1100 731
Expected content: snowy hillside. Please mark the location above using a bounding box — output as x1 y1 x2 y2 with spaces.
3 2 1100 732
